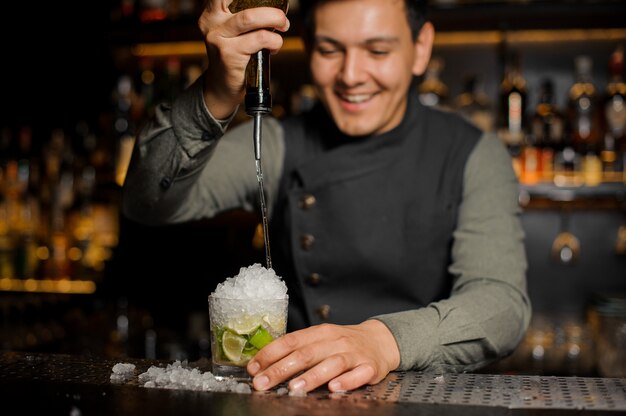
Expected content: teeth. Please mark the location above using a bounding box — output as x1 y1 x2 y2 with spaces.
342 93 371 103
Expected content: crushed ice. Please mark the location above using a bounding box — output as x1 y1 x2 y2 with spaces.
110 361 251 394
110 362 136 383
211 263 288 300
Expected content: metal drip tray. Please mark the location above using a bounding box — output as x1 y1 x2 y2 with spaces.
344 372 626 411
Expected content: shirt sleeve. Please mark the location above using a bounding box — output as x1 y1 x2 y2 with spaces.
372 132 531 373
121 72 285 225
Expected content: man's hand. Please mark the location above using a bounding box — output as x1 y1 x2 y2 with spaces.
246 319 401 393
198 0 290 119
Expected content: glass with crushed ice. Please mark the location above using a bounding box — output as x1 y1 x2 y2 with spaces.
209 264 288 379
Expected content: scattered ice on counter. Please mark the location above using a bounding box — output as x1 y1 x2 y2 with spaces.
212 263 288 300
122 360 253 394
110 362 136 383
288 388 307 397
112 362 136 374
433 375 445 384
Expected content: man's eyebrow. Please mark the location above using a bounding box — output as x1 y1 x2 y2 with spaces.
363 36 400 45
314 35 400 47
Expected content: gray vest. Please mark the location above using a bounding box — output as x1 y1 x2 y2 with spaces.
273 95 481 331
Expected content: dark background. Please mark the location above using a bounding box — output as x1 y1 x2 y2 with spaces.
2 3 115 133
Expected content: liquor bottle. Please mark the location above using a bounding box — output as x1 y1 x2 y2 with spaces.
498 52 527 147
13 127 40 279
43 130 73 280
0 130 16 278
603 45 626 178
113 75 137 187
530 79 565 182
568 56 603 185
418 56 448 108
568 56 602 154
604 45 626 144
453 73 494 132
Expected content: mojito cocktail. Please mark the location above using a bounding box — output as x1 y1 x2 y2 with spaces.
208 264 288 378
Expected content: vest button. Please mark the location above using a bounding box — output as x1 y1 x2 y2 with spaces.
159 176 172 189
299 194 317 209
316 304 331 321
306 273 321 286
300 234 315 250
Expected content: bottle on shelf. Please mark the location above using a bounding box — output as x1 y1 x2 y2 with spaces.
418 56 448 109
113 75 137 188
603 45 626 179
453 73 494 133
42 130 74 280
567 55 603 186
497 51 527 147
67 123 98 281
530 79 565 183
0 129 16 278
13 127 40 279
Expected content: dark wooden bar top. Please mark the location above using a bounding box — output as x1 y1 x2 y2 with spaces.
1 351 625 415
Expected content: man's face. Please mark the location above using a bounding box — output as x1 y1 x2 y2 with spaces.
309 0 431 137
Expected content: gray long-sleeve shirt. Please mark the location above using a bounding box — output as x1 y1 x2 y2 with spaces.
122 76 531 373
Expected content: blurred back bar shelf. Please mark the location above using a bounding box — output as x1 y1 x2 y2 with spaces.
1 0 624 374
0 278 96 295
124 28 626 59
520 181 626 208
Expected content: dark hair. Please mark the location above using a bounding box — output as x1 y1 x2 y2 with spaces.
299 0 428 43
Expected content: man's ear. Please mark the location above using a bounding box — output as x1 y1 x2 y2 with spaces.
412 22 435 76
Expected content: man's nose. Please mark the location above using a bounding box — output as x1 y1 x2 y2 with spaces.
338 50 367 86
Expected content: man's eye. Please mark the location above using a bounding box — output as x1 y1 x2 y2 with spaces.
317 48 340 56
370 49 390 56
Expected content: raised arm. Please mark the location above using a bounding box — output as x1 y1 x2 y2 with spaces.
121 0 289 224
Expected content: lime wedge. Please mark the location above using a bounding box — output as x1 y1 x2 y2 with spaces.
248 326 274 349
228 318 261 335
222 330 247 363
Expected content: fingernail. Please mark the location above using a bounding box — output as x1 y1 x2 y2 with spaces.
248 361 260 375
290 379 305 391
254 375 269 390
329 381 343 392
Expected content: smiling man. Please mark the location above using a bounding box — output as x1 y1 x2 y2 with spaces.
122 0 531 394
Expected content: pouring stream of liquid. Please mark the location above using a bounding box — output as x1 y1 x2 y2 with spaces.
254 113 272 269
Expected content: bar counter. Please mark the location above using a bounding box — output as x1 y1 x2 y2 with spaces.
1 351 625 415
